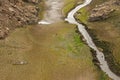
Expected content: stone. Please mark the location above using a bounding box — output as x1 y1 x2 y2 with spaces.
0 0 40 39
23 0 39 4
12 60 28 65
88 1 116 22
115 0 120 5
0 27 9 39
9 7 14 12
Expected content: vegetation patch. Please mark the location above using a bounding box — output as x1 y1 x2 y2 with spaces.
63 2 76 16
75 7 89 24
62 0 83 16
99 71 112 80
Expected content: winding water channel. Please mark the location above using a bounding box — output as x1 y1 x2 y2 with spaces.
39 0 120 80
65 0 120 80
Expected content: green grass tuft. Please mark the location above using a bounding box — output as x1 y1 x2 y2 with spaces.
75 7 89 24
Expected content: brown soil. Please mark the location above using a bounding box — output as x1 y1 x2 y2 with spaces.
0 0 40 39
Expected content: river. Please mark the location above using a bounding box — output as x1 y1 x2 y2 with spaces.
38 0 63 24
65 0 120 80
39 0 120 80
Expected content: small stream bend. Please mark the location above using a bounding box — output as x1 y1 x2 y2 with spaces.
65 0 120 80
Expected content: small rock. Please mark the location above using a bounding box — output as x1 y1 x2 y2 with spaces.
23 0 39 4
98 47 103 52
9 7 14 12
0 27 9 39
12 60 28 65
115 0 120 5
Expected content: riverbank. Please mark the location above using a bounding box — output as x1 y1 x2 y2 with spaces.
75 0 120 76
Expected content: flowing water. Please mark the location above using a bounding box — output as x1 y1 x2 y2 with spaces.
38 0 120 79
65 0 120 80
38 0 63 24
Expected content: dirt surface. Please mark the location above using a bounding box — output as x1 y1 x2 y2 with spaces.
0 0 40 39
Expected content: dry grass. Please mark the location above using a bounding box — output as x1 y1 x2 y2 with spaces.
0 22 101 80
